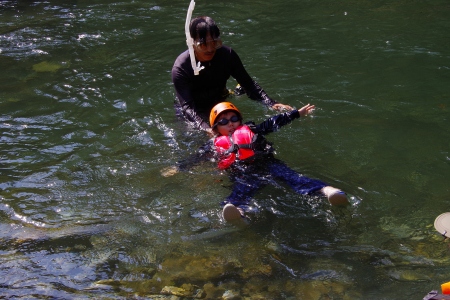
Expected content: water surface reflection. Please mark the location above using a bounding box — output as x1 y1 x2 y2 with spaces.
1 0 450 298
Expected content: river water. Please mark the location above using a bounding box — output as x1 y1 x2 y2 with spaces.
1 0 449 299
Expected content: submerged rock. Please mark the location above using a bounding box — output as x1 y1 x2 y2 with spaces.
388 269 431 282
32 61 63 72
161 284 204 298
158 254 241 283
222 289 241 299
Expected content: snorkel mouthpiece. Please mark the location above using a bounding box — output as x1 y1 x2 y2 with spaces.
185 0 204 75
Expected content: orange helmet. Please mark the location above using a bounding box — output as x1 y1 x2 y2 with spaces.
209 102 241 127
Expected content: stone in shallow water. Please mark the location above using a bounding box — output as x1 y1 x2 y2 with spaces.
222 289 241 300
161 285 187 297
387 269 431 282
161 284 205 299
32 61 62 73
160 284 205 298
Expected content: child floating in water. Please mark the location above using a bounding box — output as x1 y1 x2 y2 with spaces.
164 102 349 222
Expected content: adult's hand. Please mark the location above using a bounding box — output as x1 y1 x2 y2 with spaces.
272 103 294 111
161 166 179 177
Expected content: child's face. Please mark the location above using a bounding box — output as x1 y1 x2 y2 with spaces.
215 111 242 136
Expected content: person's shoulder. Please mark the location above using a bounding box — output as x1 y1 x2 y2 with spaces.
212 46 241 66
173 50 191 67
221 45 232 51
215 45 238 57
172 50 194 77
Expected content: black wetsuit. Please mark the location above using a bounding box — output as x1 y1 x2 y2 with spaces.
171 46 276 130
177 110 328 211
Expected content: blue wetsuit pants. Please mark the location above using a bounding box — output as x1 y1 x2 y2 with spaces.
221 158 327 210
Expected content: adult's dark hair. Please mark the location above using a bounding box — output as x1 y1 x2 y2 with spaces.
189 16 220 42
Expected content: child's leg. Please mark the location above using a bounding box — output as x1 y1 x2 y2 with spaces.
222 203 245 222
268 160 349 205
268 160 327 194
321 186 349 206
220 173 266 222
220 174 264 208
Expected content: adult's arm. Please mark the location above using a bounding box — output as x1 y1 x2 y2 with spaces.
176 139 215 171
229 49 277 107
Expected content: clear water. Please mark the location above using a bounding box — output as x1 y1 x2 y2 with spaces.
1 0 449 298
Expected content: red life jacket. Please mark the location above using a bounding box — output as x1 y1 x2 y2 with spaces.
214 125 257 169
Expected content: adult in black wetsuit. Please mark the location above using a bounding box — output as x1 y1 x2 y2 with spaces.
172 16 293 134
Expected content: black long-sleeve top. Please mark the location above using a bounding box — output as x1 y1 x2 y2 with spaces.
172 46 277 130
177 109 301 170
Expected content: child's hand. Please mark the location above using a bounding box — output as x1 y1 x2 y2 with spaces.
298 104 315 117
161 166 179 177
205 128 215 137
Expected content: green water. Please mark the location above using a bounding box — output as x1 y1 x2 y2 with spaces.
1 0 449 298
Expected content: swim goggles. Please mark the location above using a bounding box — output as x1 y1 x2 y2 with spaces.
194 38 223 52
215 115 241 126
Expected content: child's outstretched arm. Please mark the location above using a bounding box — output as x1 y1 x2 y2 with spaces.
253 103 316 135
298 104 315 117
161 139 214 177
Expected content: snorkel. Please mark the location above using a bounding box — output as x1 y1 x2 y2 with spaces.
185 0 204 75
